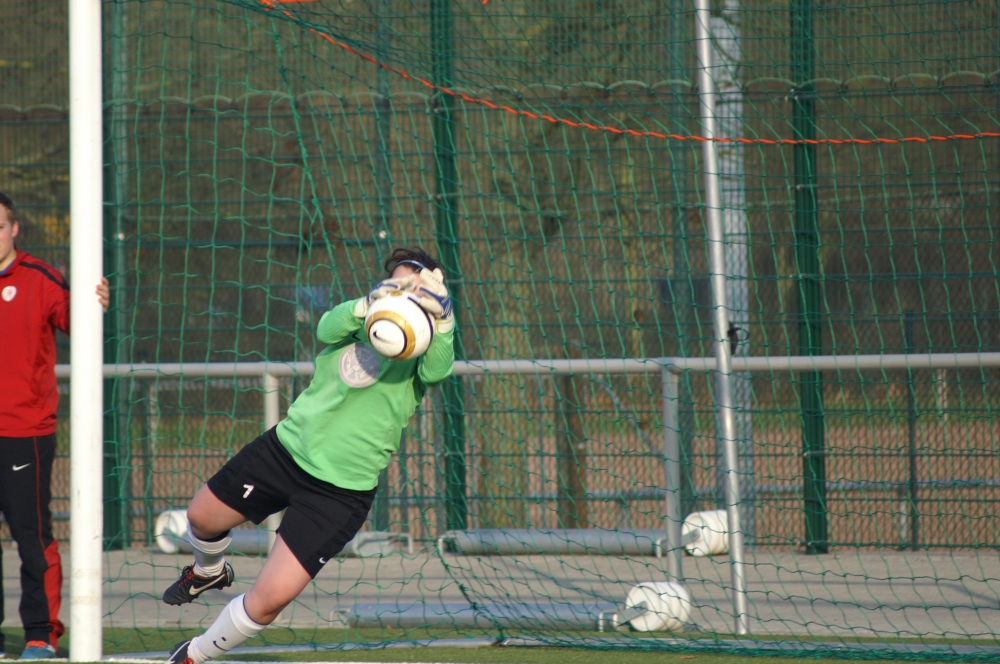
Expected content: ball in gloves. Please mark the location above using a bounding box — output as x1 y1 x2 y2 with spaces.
364 291 434 360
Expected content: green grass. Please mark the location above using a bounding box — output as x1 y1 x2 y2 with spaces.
2 626 993 664
228 650 996 664
90 627 1000 663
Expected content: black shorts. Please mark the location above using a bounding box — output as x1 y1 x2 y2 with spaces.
207 427 376 577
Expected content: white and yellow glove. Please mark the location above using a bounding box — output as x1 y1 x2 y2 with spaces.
351 273 418 318
414 267 454 333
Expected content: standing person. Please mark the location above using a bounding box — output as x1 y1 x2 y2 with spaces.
0 192 110 659
161 247 455 664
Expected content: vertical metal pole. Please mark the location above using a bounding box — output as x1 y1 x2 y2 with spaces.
662 368 683 581
905 314 920 549
102 266 123 550
398 431 410 533
538 384 549 527
557 371 587 528
372 2 393 519
373 0 393 248
103 0 131 550
69 0 105 656
113 5 132 550
264 371 281 551
374 469 391 531
694 0 749 635
144 381 158 545
667 0 698 520
431 0 467 531
710 0 755 545
791 0 827 555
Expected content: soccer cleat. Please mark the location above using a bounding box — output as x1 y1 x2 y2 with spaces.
162 563 235 605
19 642 56 660
166 640 193 664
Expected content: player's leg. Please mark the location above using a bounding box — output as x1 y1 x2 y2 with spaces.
166 444 375 664
167 536 311 664
241 536 313 622
163 429 290 606
0 519 4 658
188 483 248 539
0 435 64 658
161 486 245 605
0 438 10 657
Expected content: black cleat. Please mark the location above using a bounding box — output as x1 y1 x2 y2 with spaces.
162 563 235 605
166 640 193 664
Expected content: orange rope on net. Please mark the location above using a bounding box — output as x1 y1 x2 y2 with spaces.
262 0 1000 146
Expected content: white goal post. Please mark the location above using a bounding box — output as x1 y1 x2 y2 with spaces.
68 0 104 659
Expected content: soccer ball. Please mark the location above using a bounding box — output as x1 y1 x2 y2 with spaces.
364 292 434 360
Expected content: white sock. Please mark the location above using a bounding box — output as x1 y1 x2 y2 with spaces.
188 594 266 664
188 521 231 577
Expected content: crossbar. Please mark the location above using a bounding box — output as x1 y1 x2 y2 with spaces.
53 352 1000 379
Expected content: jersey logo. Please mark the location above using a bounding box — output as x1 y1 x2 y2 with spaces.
1 285 15 302
339 343 381 389
12 463 30 471
318 557 329 564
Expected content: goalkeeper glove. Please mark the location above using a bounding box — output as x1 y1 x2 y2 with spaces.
352 273 417 318
414 267 454 333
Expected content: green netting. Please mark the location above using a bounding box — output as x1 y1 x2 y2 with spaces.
3 0 1000 659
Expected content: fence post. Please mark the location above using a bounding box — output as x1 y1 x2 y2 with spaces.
662 368 683 581
373 0 393 249
374 469 391 531
106 0 132 552
102 116 125 551
397 430 410 533
790 0 827 555
905 314 920 549
556 371 587 528
264 371 281 551
431 0 467 531
143 381 158 545
667 0 698 523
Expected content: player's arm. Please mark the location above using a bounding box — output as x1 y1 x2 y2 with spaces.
318 274 418 345
45 271 71 334
414 267 455 385
316 299 364 345
417 323 454 385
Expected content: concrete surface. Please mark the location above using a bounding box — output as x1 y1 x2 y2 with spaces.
2 545 998 642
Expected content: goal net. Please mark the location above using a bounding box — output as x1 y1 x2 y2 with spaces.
5 0 1000 658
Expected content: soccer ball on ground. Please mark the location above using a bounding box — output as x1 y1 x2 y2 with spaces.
364 292 434 360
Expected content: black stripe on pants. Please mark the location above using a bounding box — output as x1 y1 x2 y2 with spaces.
0 435 65 650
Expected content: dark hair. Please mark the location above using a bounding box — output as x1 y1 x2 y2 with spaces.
383 246 444 276
0 191 16 225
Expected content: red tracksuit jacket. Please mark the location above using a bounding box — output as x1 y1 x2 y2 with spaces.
0 250 70 437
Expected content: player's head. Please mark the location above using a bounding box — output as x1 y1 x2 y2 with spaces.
0 191 20 269
383 246 444 282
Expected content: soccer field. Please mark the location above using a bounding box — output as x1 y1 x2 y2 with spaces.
5 0 1000 660
5 546 999 661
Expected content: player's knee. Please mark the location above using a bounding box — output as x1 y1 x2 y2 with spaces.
244 590 292 625
186 504 223 540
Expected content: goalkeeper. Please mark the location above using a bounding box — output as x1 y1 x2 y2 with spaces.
163 247 455 664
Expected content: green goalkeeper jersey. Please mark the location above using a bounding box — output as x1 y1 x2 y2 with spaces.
275 298 455 490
